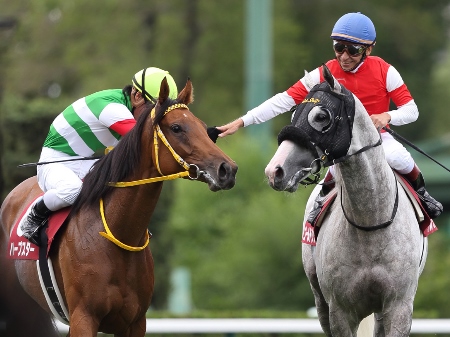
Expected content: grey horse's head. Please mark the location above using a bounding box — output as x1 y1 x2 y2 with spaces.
278 65 356 168
266 65 357 191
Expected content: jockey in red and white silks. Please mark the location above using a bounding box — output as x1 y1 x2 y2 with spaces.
241 56 417 174
218 12 442 219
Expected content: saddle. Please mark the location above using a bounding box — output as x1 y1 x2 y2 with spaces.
302 173 438 246
8 196 70 260
7 196 72 323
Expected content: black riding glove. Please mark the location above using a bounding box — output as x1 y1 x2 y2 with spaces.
207 126 220 143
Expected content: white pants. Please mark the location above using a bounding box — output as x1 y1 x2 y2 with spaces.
328 131 414 177
380 131 415 173
37 147 98 211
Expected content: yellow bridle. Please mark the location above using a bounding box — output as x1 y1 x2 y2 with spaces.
100 103 197 251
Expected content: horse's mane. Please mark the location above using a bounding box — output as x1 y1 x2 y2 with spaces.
70 98 177 215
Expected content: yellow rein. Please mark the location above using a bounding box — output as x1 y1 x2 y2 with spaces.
100 103 191 251
99 198 150 251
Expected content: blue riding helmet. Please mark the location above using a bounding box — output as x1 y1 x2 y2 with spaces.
330 12 376 45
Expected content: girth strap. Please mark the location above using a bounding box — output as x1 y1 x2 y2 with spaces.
38 224 70 323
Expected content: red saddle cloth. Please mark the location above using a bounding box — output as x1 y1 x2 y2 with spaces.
8 196 71 260
302 176 438 246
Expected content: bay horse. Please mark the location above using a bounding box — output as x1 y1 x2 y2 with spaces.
0 78 237 337
265 65 427 336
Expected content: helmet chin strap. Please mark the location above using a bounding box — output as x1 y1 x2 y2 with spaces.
339 40 375 72
339 51 368 72
139 68 157 104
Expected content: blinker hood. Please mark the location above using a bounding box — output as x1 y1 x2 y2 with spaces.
278 81 356 165
277 125 319 155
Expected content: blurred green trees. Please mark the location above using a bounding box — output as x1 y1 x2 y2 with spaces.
1 0 450 317
166 135 316 311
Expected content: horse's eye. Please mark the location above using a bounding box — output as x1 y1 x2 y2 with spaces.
171 124 182 133
308 106 332 132
314 112 329 123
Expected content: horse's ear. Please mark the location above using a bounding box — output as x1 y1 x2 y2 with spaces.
177 78 194 105
303 70 316 90
157 77 170 105
322 63 342 94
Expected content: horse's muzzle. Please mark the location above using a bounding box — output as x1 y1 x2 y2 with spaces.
216 161 238 190
198 161 237 191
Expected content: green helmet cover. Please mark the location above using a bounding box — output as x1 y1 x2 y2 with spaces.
132 67 178 102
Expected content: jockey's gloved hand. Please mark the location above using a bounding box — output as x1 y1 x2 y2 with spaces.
207 126 220 143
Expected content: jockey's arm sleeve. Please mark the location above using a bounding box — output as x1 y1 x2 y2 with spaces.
241 92 297 127
387 100 419 126
109 119 137 136
240 68 320 127
386 66 419 126
99 102 137 136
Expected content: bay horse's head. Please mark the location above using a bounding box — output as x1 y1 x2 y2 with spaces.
148 77 238 191
265 64 356 192
75 78 238 212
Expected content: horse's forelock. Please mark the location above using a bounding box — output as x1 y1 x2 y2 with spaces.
153 98 179 125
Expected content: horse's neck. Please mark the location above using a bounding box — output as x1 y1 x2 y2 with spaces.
102 168 164 247
336 100 397 226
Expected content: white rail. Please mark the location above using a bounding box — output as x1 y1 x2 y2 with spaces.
56 318 450 334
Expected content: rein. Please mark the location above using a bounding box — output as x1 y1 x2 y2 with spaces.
340 174 399 231
320 131 382 167
101 103 197 251
300 127 383 187
99 198 150 251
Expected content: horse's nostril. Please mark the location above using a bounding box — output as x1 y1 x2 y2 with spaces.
219 162 237 180
274 166 284 181
218 162 228 179
217 162 237 189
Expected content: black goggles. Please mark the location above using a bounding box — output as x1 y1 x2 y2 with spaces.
333 42 368 56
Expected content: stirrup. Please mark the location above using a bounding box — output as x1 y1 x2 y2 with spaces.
22 223 46 246
307 177 335 225
21 206 50 246
306 194 327 225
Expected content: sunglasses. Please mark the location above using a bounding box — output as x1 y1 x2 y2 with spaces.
333 42 368 56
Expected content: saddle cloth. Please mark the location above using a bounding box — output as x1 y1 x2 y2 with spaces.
8 196 71 260
302 173 438 246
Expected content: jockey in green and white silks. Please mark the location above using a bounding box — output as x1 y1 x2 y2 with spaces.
43 89 135 158
21 67 178 245
38 89 136 207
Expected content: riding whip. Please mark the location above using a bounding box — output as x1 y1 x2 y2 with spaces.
17 156 102 168
17 126 221 168
382 126 450 173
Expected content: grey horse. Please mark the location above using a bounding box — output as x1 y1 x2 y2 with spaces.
265 65 427 336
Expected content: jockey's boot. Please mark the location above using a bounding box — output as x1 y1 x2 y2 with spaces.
21 198 52 246
404 165 443 219
306 171 335 225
